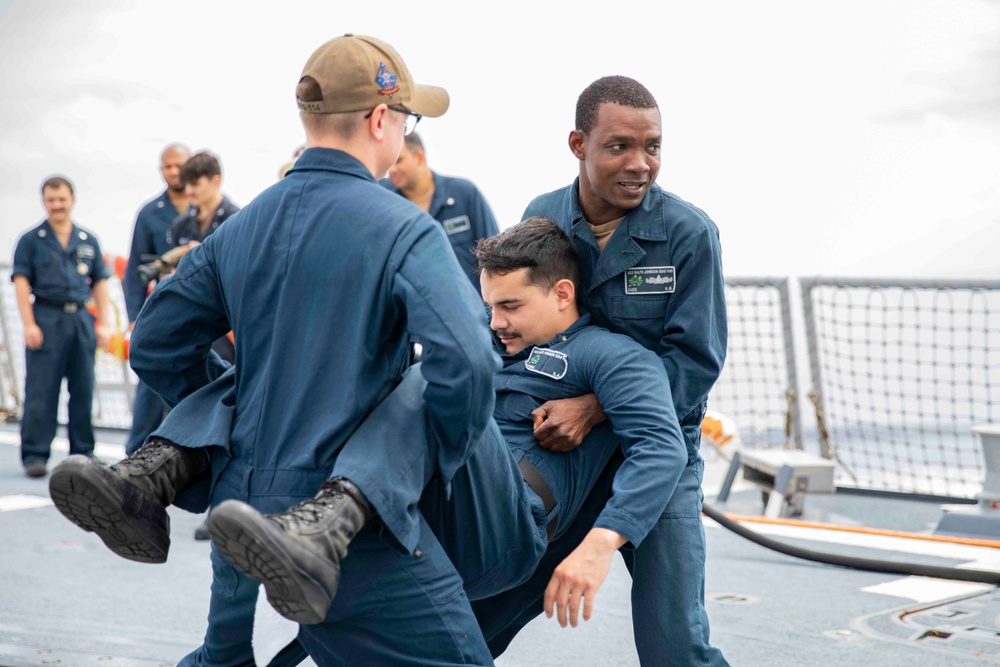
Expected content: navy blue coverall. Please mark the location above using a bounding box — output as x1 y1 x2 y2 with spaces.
334 311 688 599
451 313 687 561
144 306 687 665
166 195 240 248
123 191 188 454
283 310 687 665
130 148 500 667
11 222 109 467
475 180 730 666
381 172 499 292
149 193 242 421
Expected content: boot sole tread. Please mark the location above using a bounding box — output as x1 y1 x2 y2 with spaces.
208 501 337 625
48 457 169 564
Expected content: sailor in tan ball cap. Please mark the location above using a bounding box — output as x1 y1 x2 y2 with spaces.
51 33 501 666
296 33 450 118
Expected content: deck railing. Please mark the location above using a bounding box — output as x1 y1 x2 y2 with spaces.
1 264 997 500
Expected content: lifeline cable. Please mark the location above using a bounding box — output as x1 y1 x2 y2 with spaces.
701 501 1000 584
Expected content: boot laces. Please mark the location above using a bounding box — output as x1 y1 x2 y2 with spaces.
270 488 345 529
115 441 174 473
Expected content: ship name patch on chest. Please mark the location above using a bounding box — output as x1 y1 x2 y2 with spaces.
525 347 568 380
443 215 471 236
624 266 675 294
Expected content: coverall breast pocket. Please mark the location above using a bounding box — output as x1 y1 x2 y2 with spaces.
611 295 669 322
32 248 61 291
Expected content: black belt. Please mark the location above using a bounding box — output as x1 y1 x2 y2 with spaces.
33 297 85 313
518 459 557 541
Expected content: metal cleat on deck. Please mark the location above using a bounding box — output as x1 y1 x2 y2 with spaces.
716 448 835 518
935 424 1000 540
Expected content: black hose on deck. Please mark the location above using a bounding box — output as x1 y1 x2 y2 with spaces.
701 501 1000 584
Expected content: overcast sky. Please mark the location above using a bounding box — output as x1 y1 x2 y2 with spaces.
1 0 998 279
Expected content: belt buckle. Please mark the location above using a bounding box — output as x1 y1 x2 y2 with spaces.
63 303 78 313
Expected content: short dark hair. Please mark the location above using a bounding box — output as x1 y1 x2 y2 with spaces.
179 151 222 185
474 216 580 295
403 131 425 155
41 175 74 196
575 76 659 134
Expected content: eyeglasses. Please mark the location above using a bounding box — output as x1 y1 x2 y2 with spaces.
364 105 422 136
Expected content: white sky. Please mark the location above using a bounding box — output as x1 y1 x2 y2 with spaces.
1 0 998 279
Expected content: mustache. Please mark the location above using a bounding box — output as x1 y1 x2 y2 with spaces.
496 329 520 339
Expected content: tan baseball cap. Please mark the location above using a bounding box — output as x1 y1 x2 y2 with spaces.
297 34 449 117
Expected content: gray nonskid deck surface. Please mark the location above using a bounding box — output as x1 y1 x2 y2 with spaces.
2 429 998 666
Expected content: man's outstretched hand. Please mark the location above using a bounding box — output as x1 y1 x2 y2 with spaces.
544 527 627 627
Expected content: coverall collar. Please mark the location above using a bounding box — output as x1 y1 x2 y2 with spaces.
566 177 670 243
426 172 456 218
39 219 86 253
285 147 380 184
566 179 670 292
501 312 594 363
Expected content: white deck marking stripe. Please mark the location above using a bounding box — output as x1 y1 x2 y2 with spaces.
862 576 994 602
703 516 1000 567
738 519 1000 565
706 515 1000 602
0 494 54 512
0 430 125 459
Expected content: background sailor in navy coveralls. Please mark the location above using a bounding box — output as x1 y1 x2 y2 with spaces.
167 195 240 247
11 177 111 478
129 34 501 666
163 151 240 376
165 151 240 250
475 77 731 666
382 131 499 291
122 143 191 455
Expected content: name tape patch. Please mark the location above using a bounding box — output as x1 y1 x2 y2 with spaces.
625 266 675 294
443 215 471 236
525 347 568 380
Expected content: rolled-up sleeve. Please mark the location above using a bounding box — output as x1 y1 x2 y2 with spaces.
11 236 33 282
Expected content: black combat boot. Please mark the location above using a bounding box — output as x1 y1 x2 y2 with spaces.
207 477 374 625
48 437 210 564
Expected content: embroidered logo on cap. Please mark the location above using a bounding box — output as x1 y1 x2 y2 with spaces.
376 62 399 96
625 266 675 294
525 347 569 380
